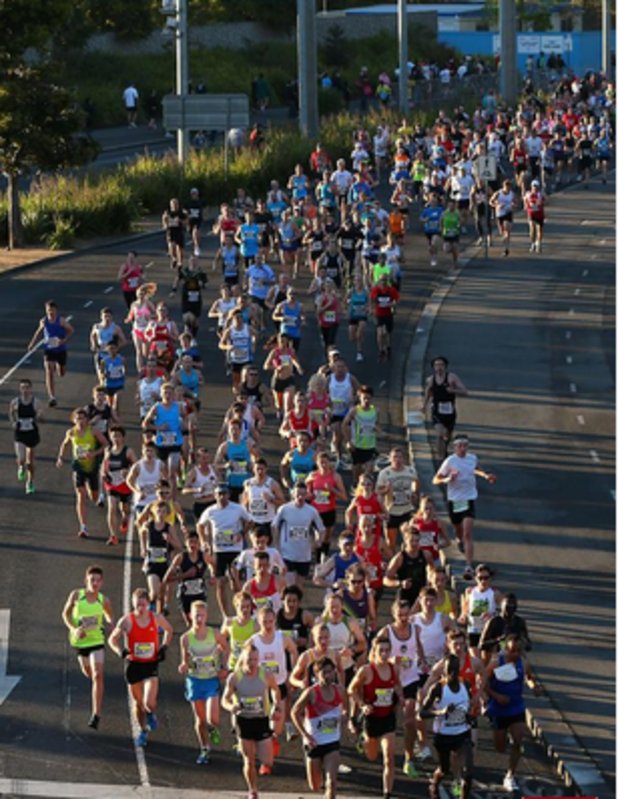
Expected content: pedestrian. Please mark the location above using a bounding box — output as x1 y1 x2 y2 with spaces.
432 434 496 579
123 82 139 127
27 300 74 407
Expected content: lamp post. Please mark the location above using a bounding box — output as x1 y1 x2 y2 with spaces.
499 0 517 105
398 0 409 113
175 0 190 165
297 0 319 139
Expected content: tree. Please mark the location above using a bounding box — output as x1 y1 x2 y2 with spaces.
0 65 99 248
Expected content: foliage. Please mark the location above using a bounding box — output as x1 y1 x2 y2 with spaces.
322 25 349 69
45 216 77 249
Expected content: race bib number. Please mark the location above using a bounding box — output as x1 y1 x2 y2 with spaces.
46 337 61 348
240 696 264 715
188 291 200 303
183 579 204 595
374 688 394 707
215 529 236 549
159 431 177 446
251 498 267 514
149 546 168 564
445 705 467 727
318 716 340 735
289 526 308 541
80 615 98 630
392 488 410 506
315 489 330 505
233 346 249 361
419 531 434 548
18 418 34 432
323 310 336 323
263 659 279 675
128 277 140 289
108 469 124 486
452 500 469 514
230 459 248 474
193 655 216 678
437 401 454 415
134 642 155 660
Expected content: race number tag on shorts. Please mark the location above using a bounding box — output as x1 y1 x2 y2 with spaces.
194 655 216 678
159 431 176 446
452 500 469 513
437 401 454 415
134 642 155 659
374 687 394 707
149 546 168 563
216 529 235 548
183 579 203 595
18 418 35 432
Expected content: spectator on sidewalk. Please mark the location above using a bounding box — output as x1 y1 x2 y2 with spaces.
123 82 139 128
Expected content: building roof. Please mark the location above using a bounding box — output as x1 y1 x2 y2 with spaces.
339 3 485 17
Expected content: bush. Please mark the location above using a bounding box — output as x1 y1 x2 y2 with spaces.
45 216 77 250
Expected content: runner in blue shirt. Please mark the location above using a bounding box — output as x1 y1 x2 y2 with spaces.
235 211 261 267
245 254 275 332
420 193 444 267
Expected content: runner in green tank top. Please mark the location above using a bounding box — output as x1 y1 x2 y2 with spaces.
221 590 258 670
61 565 114 729
179 601 230 764
441 199 461 267
343 385 380 481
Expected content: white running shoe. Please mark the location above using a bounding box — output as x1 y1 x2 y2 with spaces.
417 745 433 761
430 258 437 267
529 243 535 252
503 772 519 792
356 352 364 362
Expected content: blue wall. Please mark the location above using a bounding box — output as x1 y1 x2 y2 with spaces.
438 31 609 76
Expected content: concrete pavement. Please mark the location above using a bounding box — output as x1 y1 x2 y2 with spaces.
404 175 615 798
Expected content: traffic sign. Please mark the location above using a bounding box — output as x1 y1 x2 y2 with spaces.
474 154 498 181
162 94 249 131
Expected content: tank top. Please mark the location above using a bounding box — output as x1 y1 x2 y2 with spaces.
154 402 183 447
329 373 353 418
228 617 256 669
216 297 237 328
229 324 252 364
191 465 217 501
349 288 368 319
15 399 38 437
94 322 117 351
333 552 360 581
363 663 397 717
251 631 288 685
133 458 162 506
387 623 420 686
413 612 446 667
433 682 470 735
101 353 125 390
236 670 270 718
249 575 282 614
487 653 525 717
71 427 98 471
221 245 240 278
289 447 316 485
467 586 497 634
353 405 377 449
132 303 153 333
178 368 200 398
304 684 344 745
178 551 208 598
318 295 340 327
127 611 159 662
146 521 171 565
138 377 163 418
226 439 251 488
286 408 314 444
309 471 337 512
415 517 442 563
354 538 383 590
342 587 370 628
104 445 131 493
326 619 354 670
122 264 142 292
245 477 276 523
70 590 106 648
280 302 302 338
187 627 219 679
434 590 456 617
43 317 66 352
276 607 308 647
431 372 456 418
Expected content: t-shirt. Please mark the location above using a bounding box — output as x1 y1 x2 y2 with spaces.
370 286 399 317
436 453 478 503
198 502 251 553
442 210 461 239
420 206 444 235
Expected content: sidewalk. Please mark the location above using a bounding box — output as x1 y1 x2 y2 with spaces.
403 176 615 797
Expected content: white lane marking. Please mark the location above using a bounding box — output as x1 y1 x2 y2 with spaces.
144 261 154 270
574 288 580 296
565 331 572 340
0 610 21 706
83 300 93 308
576 415 585 425
582 269 589 276
0 315 72 387
103 286 114 294
565 355 572 364
569 383 577 393
123 512 150 786
0 782 375 799
590 450 600 463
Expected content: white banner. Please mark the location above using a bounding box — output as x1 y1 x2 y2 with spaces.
518 34 541 54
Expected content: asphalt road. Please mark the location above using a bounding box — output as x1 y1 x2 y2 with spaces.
0 189 578 796
421 177 616 795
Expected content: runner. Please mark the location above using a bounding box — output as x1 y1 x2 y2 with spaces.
61 565 114 729
143 381 186 495
370 274 399 363
243 551 286 614
490 179 516 257
125 284 156 372
383 524 429 606
347 272 369 362
376 446 420 552
56 407 108 538
126 440 166 514
432 433 497 579
219 309 255 391
272 482 325 588
349 636 403 799
178 600 229 763
162 197 187 291
163 531 212 624
27 300 74 406
108 587 174 748
441 198 461 266
97 341 126 413
422 355 468 460
343 384 380 482
101 425 136 545
9 378 43 495
214 419 258 502
479 592 532 665
419 654 474 799
291 656 347 799
221 643 282 799
523 179 546 253
186 187 204 257
117 250 145 309
138 500 182 614
459 564 502 655
307 451 347 562
183 446 218 523
419 193 444 267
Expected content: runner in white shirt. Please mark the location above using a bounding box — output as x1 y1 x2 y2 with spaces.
432 434 496 580
272 483 325 589
490 179 516 257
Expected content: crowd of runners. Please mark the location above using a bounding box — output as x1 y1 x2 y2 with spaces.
9 69 613 799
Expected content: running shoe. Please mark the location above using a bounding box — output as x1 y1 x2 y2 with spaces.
17 465 26 481
258 764 272 776
356 351 364 362
105 535 119 546
452 782 463 798
196 748 210 765
356 734 365 755
430 258 437 267
463 565 474 581
96 494 105 507
26 482 35 495
417 745 433 761
48 397 57 407
120 520 129 534
135 730 148 747
403 758 418 777
78 527 89 538
503 773 519 792
146 712 158 732
209 726 221 745
87 714 100 730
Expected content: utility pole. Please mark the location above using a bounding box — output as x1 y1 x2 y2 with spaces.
602 0 612 78
297 0 319 139
499 0 517 106
398 0 408 113
176 0 190 165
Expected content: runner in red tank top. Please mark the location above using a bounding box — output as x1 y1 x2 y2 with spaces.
108 587 174 748
349 636 403 797
307 451 347 562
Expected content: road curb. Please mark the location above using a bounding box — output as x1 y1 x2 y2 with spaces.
401 238 611 797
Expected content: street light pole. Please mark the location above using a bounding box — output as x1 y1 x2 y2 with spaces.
499 0 517 106
176 0 190 166
297 0 319 139
602 0 612 78
398 0 408 113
